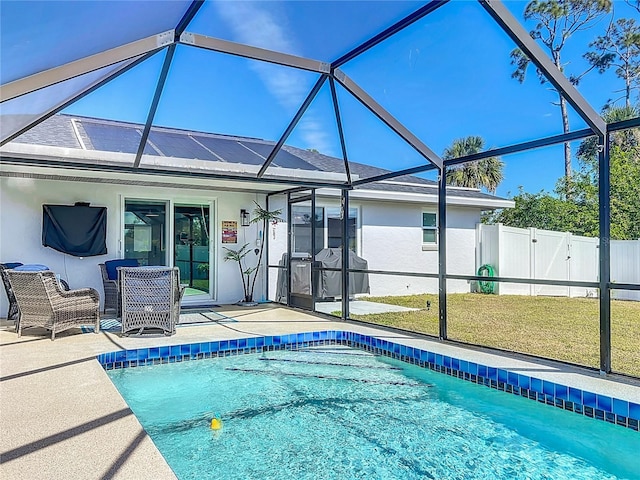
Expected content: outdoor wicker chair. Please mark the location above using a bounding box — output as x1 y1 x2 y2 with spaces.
6 270 100 340
99 259 138 313
0 262 23 321
118 266 184 336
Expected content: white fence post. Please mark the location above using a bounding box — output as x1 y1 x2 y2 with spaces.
530 227 536 296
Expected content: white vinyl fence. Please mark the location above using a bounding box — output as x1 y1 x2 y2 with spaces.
476 224 640 301
611 239 640 301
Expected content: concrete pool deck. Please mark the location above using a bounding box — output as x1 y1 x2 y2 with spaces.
1 304 639 479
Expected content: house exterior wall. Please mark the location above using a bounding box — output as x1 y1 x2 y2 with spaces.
360 201 478 296
0 176 266 316
266 195 482 299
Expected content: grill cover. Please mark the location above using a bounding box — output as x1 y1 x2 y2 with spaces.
275 248 370 302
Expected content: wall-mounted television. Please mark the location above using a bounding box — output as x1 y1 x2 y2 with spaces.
42 203 107 257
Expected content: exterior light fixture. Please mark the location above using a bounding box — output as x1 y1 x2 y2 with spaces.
240 209 250 226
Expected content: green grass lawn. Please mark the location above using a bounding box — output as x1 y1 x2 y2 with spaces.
348 293 640 378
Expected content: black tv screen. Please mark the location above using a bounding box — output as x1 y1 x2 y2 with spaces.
42 203 107 257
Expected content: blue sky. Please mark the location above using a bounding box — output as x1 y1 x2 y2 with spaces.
3 0 637 197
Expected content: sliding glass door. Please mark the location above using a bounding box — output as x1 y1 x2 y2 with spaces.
123 200 167 266
174 204 211 301
123 199 214 303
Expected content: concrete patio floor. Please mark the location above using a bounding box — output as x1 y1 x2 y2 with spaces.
1 304 639 479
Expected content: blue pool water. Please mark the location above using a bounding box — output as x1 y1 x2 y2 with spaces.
107 346 640 480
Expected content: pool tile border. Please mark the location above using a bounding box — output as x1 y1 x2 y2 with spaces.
97 330 640 432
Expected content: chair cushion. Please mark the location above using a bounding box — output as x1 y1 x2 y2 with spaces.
105 259 139 280
14 264 49 271
1 262 23 269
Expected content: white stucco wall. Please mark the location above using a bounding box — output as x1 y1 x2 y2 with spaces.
266 195 482 300
360 201 478 296
0 176 268 316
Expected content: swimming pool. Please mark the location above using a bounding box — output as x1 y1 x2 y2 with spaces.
105 333 640 479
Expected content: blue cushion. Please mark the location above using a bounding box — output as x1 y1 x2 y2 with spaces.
14 264 49 271
1 262 23 269
105 259 139 280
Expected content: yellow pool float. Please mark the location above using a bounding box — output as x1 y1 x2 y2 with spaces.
210 417 223 430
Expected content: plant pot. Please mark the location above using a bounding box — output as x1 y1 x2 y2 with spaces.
236 301 259 307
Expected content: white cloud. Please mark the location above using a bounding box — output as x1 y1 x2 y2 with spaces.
214 1 334 154
297 115 335 156
214 1 306 110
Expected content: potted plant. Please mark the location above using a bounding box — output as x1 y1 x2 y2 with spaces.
223 201 282 306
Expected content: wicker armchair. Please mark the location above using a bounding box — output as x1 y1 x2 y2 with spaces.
6 270 100 340
118 266 184 336
99 263 119 314
0 262 23 321
99 259 138 313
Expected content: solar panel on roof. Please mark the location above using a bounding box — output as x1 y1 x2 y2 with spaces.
192 136 265 166
81 122 155 155
241 142 320 170
148 131 218 161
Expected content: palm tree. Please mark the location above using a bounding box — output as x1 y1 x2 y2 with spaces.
577 105 640 164
443 136 504 194
223 201 282 304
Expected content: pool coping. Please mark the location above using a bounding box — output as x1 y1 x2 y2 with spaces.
98 330 640 432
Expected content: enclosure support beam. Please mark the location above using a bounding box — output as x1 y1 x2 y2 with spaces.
352 164 439 187
333 69 443 170
0 53 153 146
329 77 352 184
179 33 331 74
598 134 611 374
341 189 350 321
265 194 271 303
438 169 447 340
0 31 174 102
258 75 327 178
332 0 449 68
175 0 205 36
607 116 640 133
286 193 293 309
134 45 176 168
479 0 606 137
353 128 594 187
310 189 317 313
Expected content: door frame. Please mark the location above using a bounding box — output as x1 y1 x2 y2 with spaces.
120 194 217 303
287 189 317 311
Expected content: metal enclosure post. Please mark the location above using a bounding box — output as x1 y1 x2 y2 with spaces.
598 134 611 374
341 189 350 321
310 189 317 312
438 169 447 339
265 195 271 302
286 193 292 308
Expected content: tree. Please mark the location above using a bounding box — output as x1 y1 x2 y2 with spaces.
577 105 640 162
584 17 640 107
510 0 611 179
223 202 282 304
483 187 595 234
443 136 504 194
486 144 640 240
608 145 640 239
625 0 639 14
